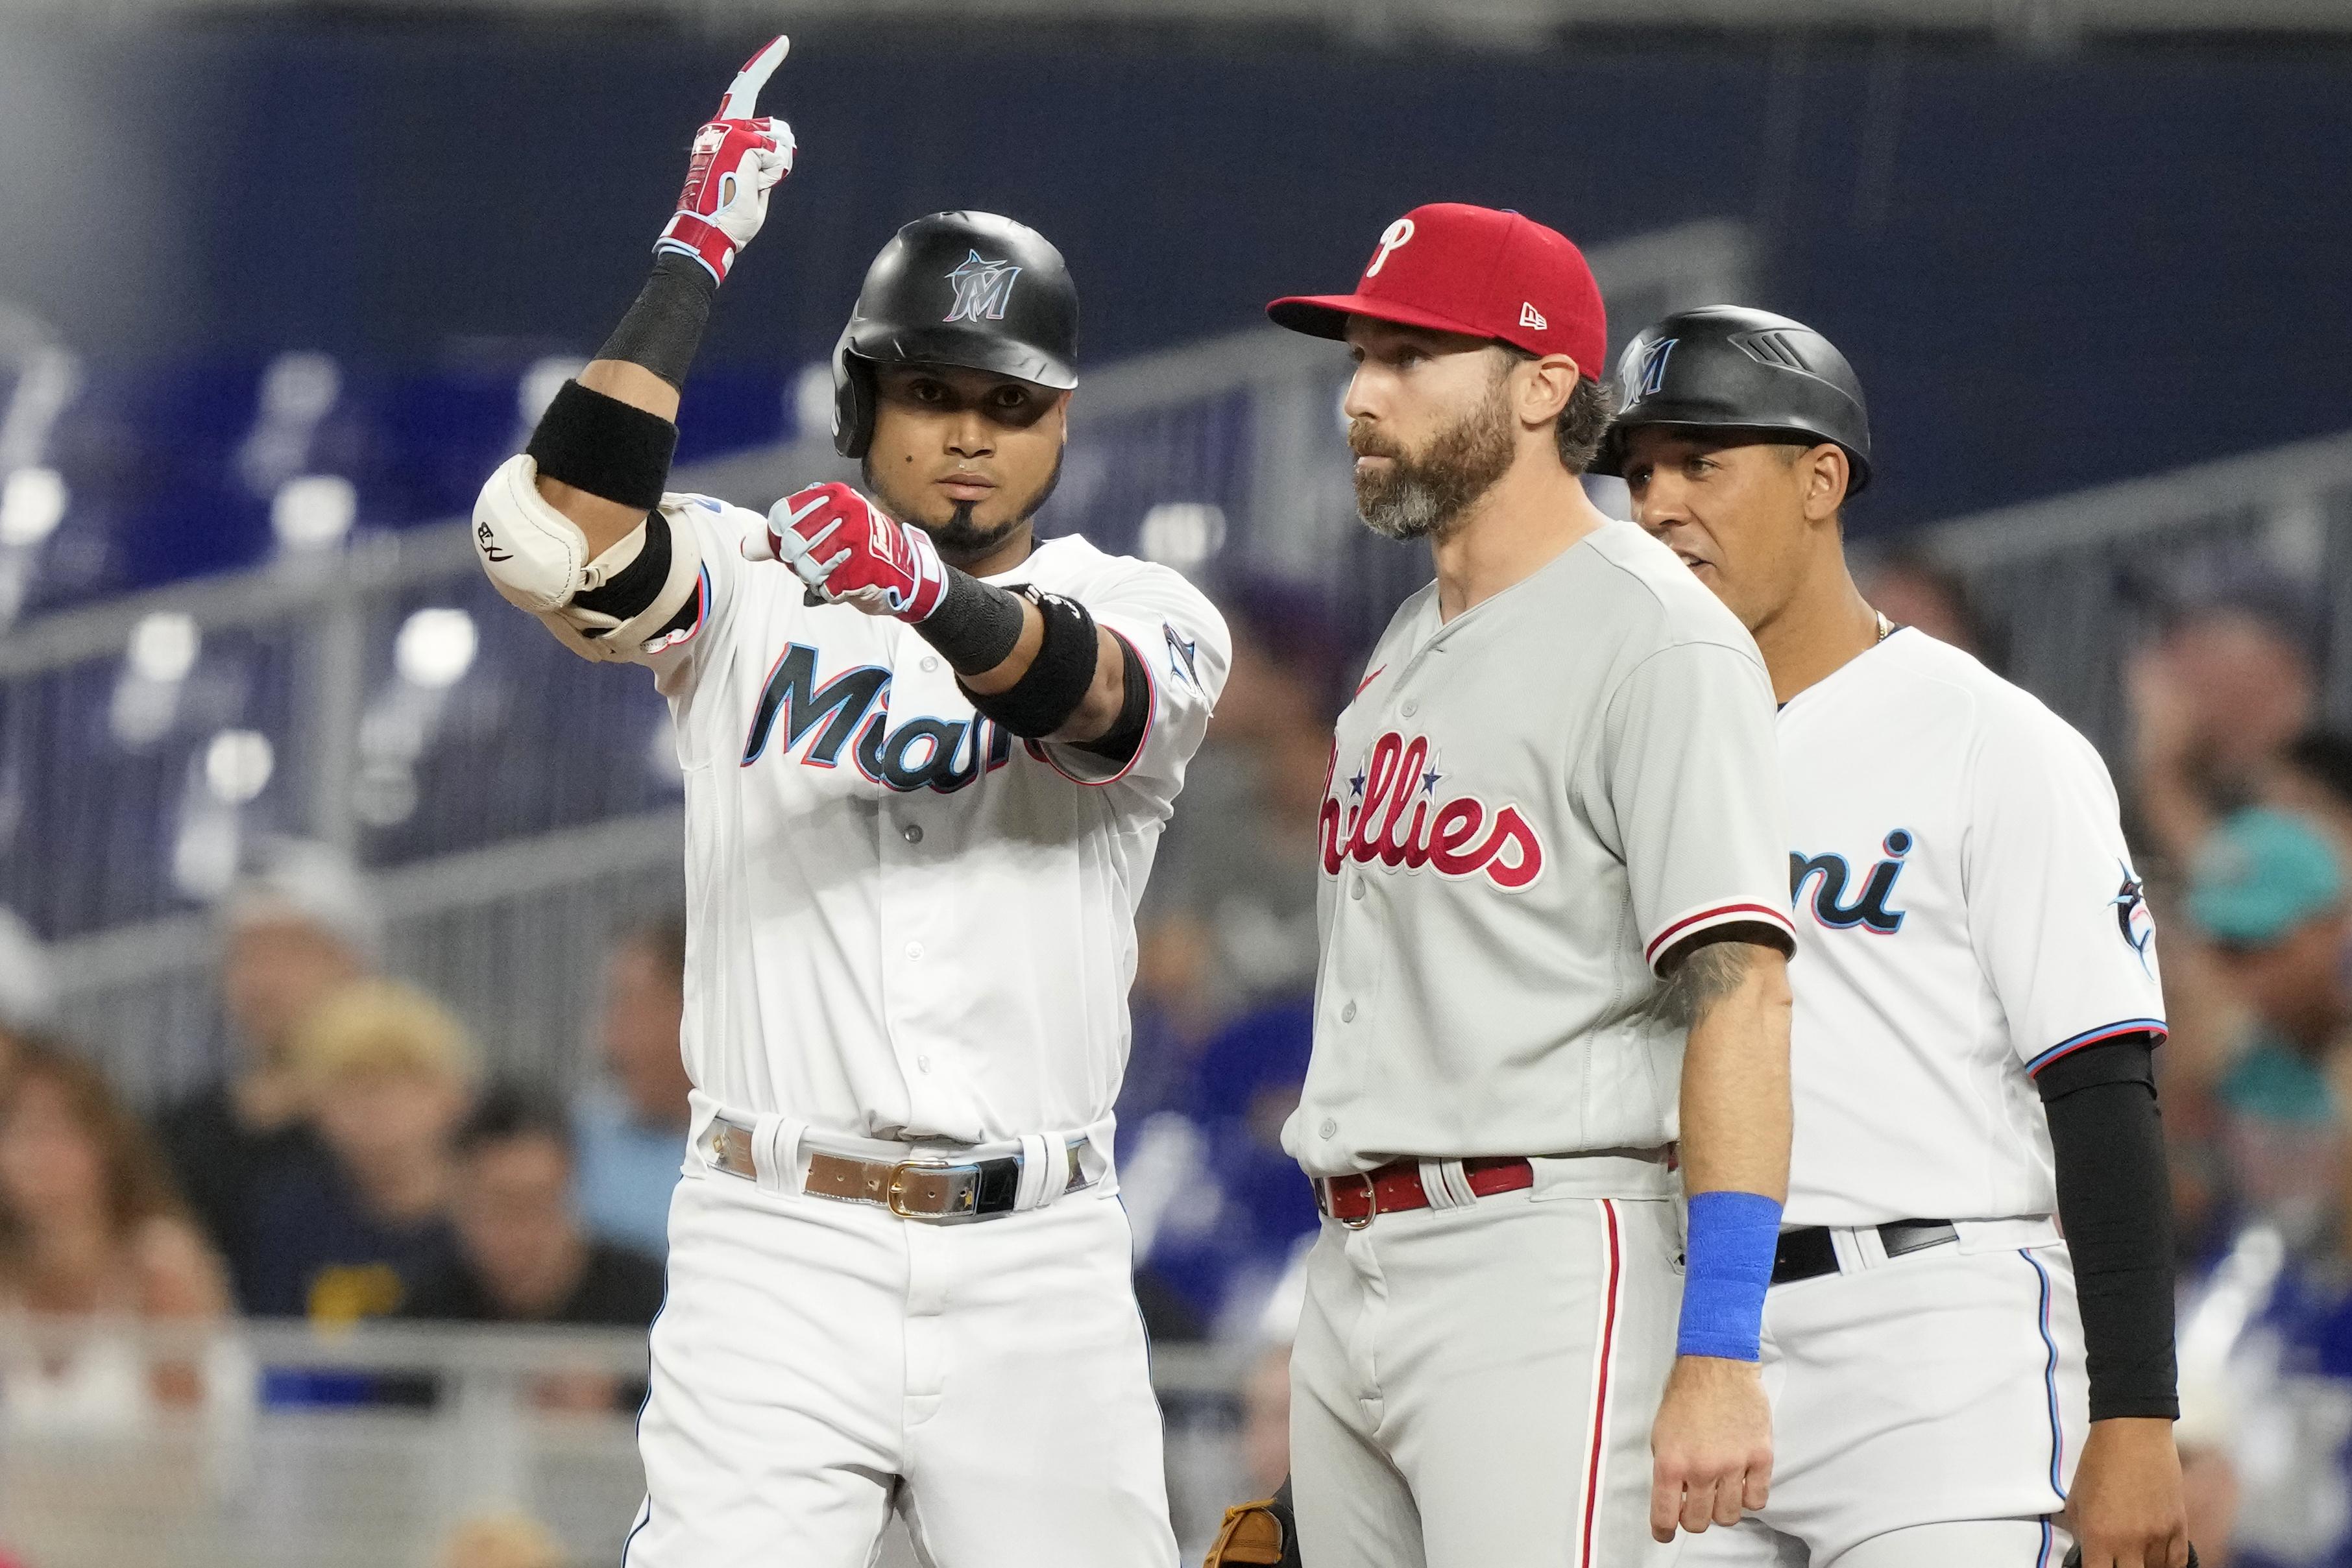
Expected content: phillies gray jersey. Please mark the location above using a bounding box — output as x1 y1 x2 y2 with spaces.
1282 518 1795 1177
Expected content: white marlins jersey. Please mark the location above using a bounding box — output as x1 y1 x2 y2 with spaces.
1778 627 2166 1227
642 493 1228 1146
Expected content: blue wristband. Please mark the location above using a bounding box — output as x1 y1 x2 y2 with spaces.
1678 1190 1782 1361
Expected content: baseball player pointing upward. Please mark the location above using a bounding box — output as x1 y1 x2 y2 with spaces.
468 40 1228 1566
1252 204 1799 1567
1606 307 2188 1568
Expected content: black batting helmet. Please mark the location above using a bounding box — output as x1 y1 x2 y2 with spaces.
830 211 1080 460
1592 306 1872 496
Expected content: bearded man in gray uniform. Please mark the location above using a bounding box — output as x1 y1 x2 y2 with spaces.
1220 204 1800 1568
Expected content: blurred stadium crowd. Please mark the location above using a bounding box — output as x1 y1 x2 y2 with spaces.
16 557 2352 1564
1 6 2349 1566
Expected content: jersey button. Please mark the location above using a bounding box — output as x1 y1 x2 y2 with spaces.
906 941 925 961
1349 878 1365 901
917 1055 932 1074
921 655 941 674
902 823 925 845
1340 1001 1357 1022
1318 1118 1337 1139
1401 699 1418 718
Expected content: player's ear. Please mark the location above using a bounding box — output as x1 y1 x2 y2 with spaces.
1523 352 1579 427
1801 444 1849 523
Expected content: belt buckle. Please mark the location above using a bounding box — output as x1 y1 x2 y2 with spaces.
1327 1174 1377 1231
886 1159 958 1220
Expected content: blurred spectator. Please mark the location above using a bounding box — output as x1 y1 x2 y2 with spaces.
1127 590 1337 1112
2130 604 2318 869
437 1512 568 1568
241 980 467 1321
573 915 692 1257
2185 810 2350 1249
2272 730 2352 856
1856 550 1993 666
0 909 59 1085
0 1043 235 1427
1126 1000 1318 1337
406 1084 662 1412
158 845 378 1305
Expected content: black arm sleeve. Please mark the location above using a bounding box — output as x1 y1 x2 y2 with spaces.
596 251 720 390
1072 634 1150 764
2037 1038 2180 1421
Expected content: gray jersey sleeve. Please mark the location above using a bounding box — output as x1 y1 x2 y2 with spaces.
1599 639 1797 972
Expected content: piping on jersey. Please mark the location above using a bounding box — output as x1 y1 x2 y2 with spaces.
2022 1249 2065 1505
2022 1018 2170 1077
1577 1199 1625 1568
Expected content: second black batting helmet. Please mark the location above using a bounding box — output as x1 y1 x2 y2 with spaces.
830 211 1080 459
1592 306 1872 496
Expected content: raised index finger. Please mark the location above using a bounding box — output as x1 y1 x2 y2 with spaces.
715 34 789 120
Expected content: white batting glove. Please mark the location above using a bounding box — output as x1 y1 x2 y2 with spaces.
653 36 797 285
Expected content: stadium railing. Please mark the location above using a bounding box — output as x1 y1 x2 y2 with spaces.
0 1317 1246 1567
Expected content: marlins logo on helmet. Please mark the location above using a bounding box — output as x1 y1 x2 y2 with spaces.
945 250 1023 324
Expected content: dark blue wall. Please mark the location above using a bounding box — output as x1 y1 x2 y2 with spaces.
1 24 2346 531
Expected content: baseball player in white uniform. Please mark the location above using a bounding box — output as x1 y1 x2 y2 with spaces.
1222 204 1801 1568
1601 306 2190 1568
466 40 1229 1565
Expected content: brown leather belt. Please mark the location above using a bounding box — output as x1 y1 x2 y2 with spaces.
1314 1156 1536 1229
710 1118 1092 1224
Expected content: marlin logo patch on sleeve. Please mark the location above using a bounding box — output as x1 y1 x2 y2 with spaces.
1163 622 1200 686
2113 864 2156 972
944 251 1023 324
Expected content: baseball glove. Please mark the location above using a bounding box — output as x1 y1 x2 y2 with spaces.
1202 1478 1302 1568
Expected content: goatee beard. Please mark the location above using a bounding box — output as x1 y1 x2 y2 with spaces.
866 451 1065 570
1352 380 1517 542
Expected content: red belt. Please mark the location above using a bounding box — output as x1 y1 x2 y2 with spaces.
1315 1156 1535 1228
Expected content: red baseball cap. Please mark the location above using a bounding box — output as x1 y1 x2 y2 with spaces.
1267 202 1607 381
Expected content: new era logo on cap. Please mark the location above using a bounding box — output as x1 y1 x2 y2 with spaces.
1264 202 1606 380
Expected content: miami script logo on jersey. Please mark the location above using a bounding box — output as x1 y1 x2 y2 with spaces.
944 250 1023 324
1319 731 1544 891
2113 862 2156 974
741 642 1013 794
1789 829 1913 935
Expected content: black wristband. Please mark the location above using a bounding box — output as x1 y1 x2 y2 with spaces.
915 567 1027 677
2039 1040 2181 1421
958 587 1100 738
596 252 718 391
526 381 677 511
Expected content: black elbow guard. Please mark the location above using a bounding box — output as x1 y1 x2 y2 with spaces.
960 587 1100 738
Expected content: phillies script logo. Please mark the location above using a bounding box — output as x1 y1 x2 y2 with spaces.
1319 732 1545 891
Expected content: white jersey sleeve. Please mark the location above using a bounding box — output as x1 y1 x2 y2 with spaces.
1962 696 2168 1076
1600 638 1797 972
636 491 769 694
1030 561 1231 827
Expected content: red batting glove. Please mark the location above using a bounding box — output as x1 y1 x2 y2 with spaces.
749 483 950 623
653 36 797 285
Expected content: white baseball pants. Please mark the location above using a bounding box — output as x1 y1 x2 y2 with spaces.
1288 1152 1684 1568
623 1159 1178 1568
1679 1226 2087 1568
